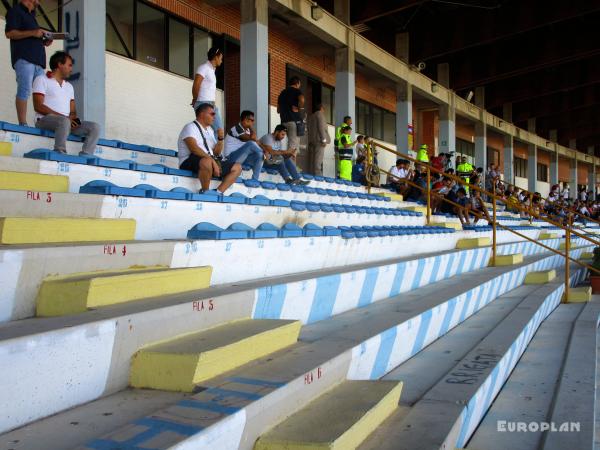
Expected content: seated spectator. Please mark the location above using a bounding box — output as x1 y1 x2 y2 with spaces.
178 102 240 193
432 176 453 212
388 159 412 197
355 135 366 159
470 190 492 224
33 51 100 155
406 167 427 202
455 187 470 225
223 110 264 181
260 125 309 185
352 155 366 185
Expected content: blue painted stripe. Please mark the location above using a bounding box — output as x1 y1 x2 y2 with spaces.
87 440 156 450
358 267 379 307
307 274 342 323
430 256 442 284
134 417 201 436
370 327 398 379
438 298 457 335
411 259 426 290
389 262 407 297
456 250 468 275
253 284 287 319
177 399 241 415
411 309 433 356
444 252 456 278
204 387 263 401
226 377 286 388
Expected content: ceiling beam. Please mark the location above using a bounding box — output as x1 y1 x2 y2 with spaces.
410 0 600 62
351 0 428 25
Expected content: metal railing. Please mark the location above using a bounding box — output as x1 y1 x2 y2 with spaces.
365 142 600 302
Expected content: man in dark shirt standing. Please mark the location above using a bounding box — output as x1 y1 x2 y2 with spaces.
277 76 304 161
5 0 51 126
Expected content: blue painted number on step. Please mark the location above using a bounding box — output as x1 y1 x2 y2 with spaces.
139 172 147 181
257 240 264 249
225 242 232 252
58 162 69 173
284 239 291 248
104 168 112 177
195 202 203 211
226 205 231 212
172 176 179 184
160 201 168 209
130 151 138 159
160 157 166 163
9 133 20 143
118 198 128 208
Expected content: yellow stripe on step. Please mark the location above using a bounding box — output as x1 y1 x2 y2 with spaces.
0 217 136 244
524 270 557 284
36 266 213 316
0 142 12 156
130 319 302 392
0 170 68 192
490 253 523 266
456 237 491 249
564 287 592 303
255 381 403 450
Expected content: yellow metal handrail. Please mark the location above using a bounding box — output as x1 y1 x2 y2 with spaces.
365 142 600 302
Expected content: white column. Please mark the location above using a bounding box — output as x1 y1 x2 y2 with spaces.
548 130 558 185
502 103 513 183
474 87 486 170
569 138 578 191
240 0 269 137
588 146 596 195
439 101 456 167
396 82 412 152
527 118 537 192
63 0 106 134
335 44 356 133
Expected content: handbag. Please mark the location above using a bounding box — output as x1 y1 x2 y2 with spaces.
295 119 306 137
194 121 223 173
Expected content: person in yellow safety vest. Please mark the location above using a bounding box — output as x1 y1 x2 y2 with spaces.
335 116 353 178
416 144 430 163
456 156 474 193
338 125 354 180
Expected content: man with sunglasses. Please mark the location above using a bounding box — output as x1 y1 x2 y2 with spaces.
223 110 264 181
259 125 309 185
177 103 241 194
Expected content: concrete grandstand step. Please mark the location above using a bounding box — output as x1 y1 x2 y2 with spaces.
66 250 587 449
0 217 136 244
130 319 301 392
0 170 68 192
36 266 212 316
0 234 580 324
254 381 402 450
465 303 587 450
358 266 587 450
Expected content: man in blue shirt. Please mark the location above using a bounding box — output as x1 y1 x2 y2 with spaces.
5 0 52 126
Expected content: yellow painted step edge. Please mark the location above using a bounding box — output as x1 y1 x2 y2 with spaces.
0 170 69 192
431 222 463 231
490 253 523 267
538 232 558 240
0 217 136 244
255 382 403 450
331 381 403 450
456 237 491 249
564 287 592 303
130 320 302 392
36 266 213 316
0 142 13 156
580 252 594 260
524 270 557 285
375 192 403 202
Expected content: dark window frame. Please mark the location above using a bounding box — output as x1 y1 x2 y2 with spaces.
355 98 394 141
537 162 548 182
514 156 528 178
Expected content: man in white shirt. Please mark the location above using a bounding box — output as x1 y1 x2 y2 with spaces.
178 103 239 193
223 110 263 180
191 47 224 140
33 51 100 155
388 159 412 196
259 125 309 185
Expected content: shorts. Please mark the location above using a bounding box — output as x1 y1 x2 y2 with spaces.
180 154 233 178
14 59 45 100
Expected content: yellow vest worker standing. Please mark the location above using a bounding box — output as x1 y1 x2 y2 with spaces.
338 125 354 180
335 116 352 178
416 144 430 163
456 156 474 193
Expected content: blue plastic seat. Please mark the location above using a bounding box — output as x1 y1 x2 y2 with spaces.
221 192 248 204
291 185 304 193
150 147 177 157
276 183 291 191
248 195 270 206
25 148 89 164
1 122 44 136
280 223 303 238
130 163 166 174
319 203 333 213
270 198 290 207
313 176 325 182
87 157 130 170
305 202 320 212
336 190 348 198
347 192 358 199
290 200 307 212
261 181 276 190
243 179 261 188
303 186 316 194
79 180 147 198
97 138 120 148
187 222 249 240
301 173 314 180
253 223 279 238
303 223 324 237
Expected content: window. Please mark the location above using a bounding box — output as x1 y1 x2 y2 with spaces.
514 157 527 178
106 0 134 57
537 163 548 182
168 18 190 77
487 147 499 167
355 99 394 141
456 139 475 159
136 2 165 69
321 84 334 124
105 1 218 80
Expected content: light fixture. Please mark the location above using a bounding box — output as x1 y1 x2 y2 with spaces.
465 91 474 103
311 3 323 21
431 83 438 93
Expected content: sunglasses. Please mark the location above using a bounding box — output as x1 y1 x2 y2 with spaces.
208 112 216 116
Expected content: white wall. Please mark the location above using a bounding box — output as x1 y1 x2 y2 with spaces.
536 181 550 197
515 176 528 191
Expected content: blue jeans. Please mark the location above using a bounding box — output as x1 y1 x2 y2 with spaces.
226 141 263 180
193 101 223 132
265 158 300 181
14 59 45 100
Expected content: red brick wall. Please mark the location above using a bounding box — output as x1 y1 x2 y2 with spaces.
224 43 240 129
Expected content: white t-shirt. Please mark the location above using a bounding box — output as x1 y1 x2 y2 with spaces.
260 133 285 162
177 121 216 164
32 75 74 122
223 123 251 158
389 166 409 181
195 61 217 102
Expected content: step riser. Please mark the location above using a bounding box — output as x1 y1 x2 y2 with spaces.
1 232 560 322
447 268 588 449
80 251 590 450
345 248 589 380
0 191 423 240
